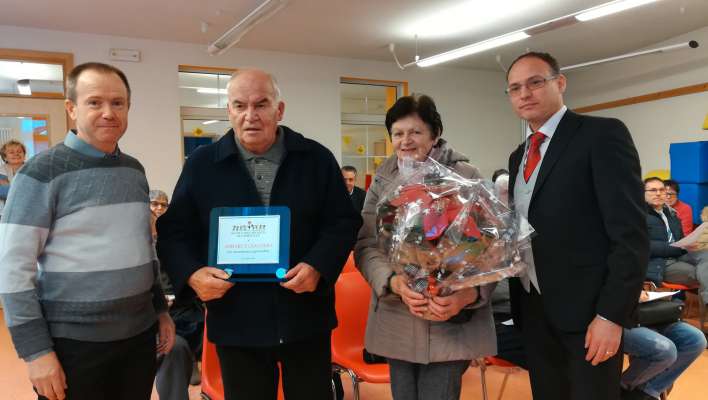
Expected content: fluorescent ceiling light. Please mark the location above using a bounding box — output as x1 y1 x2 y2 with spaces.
202 120 220 125
208 0 288 55
575 0 659 21
417 32 530 67
402 0 538 39
196 88 227 94
16 79 31 95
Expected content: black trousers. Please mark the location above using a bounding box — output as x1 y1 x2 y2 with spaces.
37 324 157 400
216 333 333 400
520 288 622 400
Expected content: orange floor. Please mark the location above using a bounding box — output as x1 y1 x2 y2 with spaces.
1 308 706 400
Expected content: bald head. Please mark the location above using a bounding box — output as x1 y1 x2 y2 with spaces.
226 68 285 155
227 69 281 101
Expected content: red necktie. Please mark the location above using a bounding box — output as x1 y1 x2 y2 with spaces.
523 131 546 182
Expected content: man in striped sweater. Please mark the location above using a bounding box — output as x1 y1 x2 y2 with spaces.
0 62 175 400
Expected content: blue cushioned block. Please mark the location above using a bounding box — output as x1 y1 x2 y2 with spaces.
670 141 708 183
678 183 708 224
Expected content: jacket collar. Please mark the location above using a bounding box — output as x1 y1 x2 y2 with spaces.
214 125 310 163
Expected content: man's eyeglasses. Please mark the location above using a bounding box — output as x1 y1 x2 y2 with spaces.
505 75 559 97
665 192 677 197
645 188 666 194
150 201 168 208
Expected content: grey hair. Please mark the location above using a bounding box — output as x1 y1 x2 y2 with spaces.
226 69 282 101
149 189 168 202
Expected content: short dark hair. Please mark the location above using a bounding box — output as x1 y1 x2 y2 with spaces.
385 94 443 140
66 62 131 103
644 177 664 186
506 52 561 81
663 179 680 194
341 165 357 175
492 169 509 183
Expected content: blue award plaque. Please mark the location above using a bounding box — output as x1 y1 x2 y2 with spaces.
208 206 291 282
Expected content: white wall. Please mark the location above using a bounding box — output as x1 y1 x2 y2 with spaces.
0 25 520 193
564 25 708 176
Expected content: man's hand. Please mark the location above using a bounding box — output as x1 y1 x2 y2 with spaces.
281 262 321 293
27 352 66 400
585 315 622 366
157 312 176 355
390 275 428 318
426 287 478 321
187 267 234 301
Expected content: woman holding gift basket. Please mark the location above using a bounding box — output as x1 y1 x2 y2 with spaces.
354 94 531 400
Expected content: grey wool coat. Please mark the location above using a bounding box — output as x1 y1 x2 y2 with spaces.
354 139 497 364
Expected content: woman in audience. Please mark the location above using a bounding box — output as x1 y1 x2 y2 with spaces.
354 94 496 400
621 290 706 400
149 189 170 239
0 139 27 217
151 189 204 400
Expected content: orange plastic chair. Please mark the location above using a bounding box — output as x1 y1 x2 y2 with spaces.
478 356 522 400
200 321 285 400
661 282 706 331
342 252 357 273
332 271 390 400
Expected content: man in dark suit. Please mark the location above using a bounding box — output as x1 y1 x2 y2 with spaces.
505 52 648 400
342 165 366 213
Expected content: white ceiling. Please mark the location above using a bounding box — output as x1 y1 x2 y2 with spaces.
3 0 707 70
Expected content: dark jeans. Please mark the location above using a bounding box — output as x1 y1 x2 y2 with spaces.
520 288 623 400
216 333 333 400
387 357 470 400
37 324 157 400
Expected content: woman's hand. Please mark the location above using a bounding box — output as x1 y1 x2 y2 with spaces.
390 275 428 317
426 287 478 321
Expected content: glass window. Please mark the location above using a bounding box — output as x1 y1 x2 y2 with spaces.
0 60 64 96
0 115 50 159
178 71 230 109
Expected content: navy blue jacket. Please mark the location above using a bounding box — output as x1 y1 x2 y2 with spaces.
157 126 362 346
645 204 687 283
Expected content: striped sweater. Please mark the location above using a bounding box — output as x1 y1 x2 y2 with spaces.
0 132 166 360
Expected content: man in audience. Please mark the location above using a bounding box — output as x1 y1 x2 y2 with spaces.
157 68 362 400
0 62 174 400
663 179 694 235
341 165 366 213
490 279 527 368
505 51 648 400
645 177 708 305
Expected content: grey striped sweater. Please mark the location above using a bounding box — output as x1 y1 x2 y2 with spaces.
0 133 166 360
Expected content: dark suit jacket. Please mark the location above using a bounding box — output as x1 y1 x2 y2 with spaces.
157 126 362 347
646 204 687 283
350 186 366 213
508 110 648 331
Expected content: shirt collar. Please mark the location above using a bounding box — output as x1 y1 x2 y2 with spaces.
525 105 568 140
233 126 285 164
64 130 119 158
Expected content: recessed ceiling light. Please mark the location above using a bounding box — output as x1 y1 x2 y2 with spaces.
576 0 659 21
202 120 220 125
196 88 227 94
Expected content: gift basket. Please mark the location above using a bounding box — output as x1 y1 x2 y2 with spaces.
377 158 533 298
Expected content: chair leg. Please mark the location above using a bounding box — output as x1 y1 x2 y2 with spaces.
699 297 706 332
346 368 360 400
478 359 489 400
497 370 511 400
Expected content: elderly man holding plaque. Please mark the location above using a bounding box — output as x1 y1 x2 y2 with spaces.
157 69 362 400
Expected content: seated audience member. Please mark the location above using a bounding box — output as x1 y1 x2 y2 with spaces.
342 165 366 213
644 177 708 305
490 279 527 369
664 179 694 235
696 207 708 252
151 189 205 400
0 139 27 217
621 290 706 400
